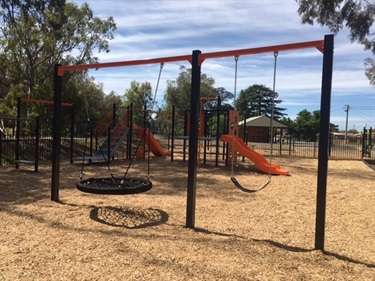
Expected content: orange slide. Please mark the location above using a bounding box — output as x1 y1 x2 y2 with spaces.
220 134 289 176
133 125 171 157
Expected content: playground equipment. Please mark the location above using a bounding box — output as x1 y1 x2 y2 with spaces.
175 95 230 166
18 97 75 163
76 99 153 194
75 63 167 194
221 134 289 175
74 109 131 163
52 35 334 251
133 124 171 157
76 125 154 194
227 51 283 193
76 177 152 195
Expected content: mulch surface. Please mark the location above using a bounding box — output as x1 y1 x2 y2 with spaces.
0 157 374 280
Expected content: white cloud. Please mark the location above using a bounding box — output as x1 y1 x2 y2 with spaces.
70 0 374 131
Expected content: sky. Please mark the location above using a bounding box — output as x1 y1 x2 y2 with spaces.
73 0 374 132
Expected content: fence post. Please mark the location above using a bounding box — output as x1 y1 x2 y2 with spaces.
171 105 175 162
107 126 111 162
0 131 2 166
15 97 21 169
34 117 40 172
70 104 75 164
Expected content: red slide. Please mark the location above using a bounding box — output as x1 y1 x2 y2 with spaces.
133 125 171 157
220 134 289 176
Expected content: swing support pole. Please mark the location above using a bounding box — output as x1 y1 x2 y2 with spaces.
51 64 62 202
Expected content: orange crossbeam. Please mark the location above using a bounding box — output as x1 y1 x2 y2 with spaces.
58 39 324 76
21 97 74 107
58 54 192 76
200 40 324 61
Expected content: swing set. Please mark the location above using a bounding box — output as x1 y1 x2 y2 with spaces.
76 63 165 194
51 35 333 251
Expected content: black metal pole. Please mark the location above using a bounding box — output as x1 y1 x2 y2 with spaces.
0 131 2 166
171 105 175 162
315 34 334 251
107 126 111 162
370 127 373 155
112 103 116 129
362 127 366 158
183 110 188 161
128 104 133 159
69 104 75 164
34 117 40 172
203 111 207 165
90 125 94 157
51 64 62 202
215 96 221 167
15 97 21 169
186 50 201 229
242 113 247 162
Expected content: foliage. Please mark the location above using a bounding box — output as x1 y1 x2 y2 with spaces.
364 58 375 85
123 81 153 123
203 87 234 112
163 66 217 117
296 0 375 85
235 84 286 120
330 123 340 133
280 109 341 141
289 109 320 141
0 0 117 133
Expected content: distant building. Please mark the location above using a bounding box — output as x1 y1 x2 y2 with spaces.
238 116 288 143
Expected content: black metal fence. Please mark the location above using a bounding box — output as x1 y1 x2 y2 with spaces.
0 125 374 167
245 139 367 160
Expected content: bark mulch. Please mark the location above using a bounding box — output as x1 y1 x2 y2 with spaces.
0 157 374 280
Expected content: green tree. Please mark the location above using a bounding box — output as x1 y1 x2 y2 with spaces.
163 66 216 117
296 0 375 85
0 0 116 128
330 123 340 133
235 84 286 120
293 109 320 141
204 87 234 112
280 116 295 134
123 81 153 123
104 91 122 109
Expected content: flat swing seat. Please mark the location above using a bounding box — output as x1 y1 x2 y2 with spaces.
15 160 35 165
76 177 152 195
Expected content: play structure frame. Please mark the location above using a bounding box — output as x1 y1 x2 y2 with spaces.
18 97 75 164
51 35 333 251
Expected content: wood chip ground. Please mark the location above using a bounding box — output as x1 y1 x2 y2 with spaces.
0 157 374 280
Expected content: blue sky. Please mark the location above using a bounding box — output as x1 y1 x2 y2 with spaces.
73 0 374 131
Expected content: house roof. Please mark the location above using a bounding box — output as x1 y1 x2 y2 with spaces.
238 116 288 128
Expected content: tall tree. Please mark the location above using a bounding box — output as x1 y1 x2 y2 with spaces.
235 84 286 120
123 81 153 122
163 66 216 117
296 0 375 85
293 109 320 141
204 87 234 112
0 0 116 125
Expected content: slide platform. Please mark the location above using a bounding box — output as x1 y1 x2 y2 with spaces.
220 134 289 176
133 125 171 157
